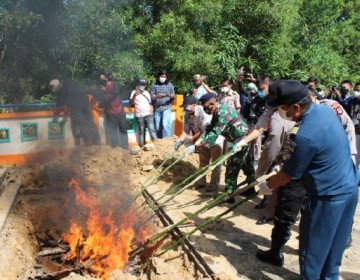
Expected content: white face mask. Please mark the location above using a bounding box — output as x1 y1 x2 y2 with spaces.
159 77 166 83
138 86 145 91
354 91 360 98
221 86 230 93
278 106 293 121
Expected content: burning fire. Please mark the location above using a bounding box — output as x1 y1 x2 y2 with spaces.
62 179 152 279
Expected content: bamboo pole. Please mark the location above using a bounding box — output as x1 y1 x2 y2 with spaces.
134 149 237 226
136 149 235 215
119 150 182 212
143 146 250 216
136 192 258 273
131 147 251 254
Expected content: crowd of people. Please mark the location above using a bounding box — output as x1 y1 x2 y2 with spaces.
173 71 359 280
49 70 177 149
49 69 359 279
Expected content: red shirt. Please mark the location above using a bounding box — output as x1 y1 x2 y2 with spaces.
104 81 123 115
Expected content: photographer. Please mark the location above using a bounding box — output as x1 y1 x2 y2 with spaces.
193 74 214 100
330 80 354 114
236 66 256 115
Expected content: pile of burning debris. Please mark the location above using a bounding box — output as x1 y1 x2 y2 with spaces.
1 144 216 279
32 179 153 279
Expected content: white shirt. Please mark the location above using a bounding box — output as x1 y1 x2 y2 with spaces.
130 90 152 117
194 85 208 100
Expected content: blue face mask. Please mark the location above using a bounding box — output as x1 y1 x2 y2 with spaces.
258 90 266 98
317 92 324 99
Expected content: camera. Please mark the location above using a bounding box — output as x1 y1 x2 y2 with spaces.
243 66 251 76
201 75 208 81
331 85 338 92
238 66 251 77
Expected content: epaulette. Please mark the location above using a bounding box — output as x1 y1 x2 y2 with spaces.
290 122 300 135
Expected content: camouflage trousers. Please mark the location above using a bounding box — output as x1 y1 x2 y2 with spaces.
225 143 255 192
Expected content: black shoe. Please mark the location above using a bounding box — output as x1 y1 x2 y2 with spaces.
194 184 206 190
241 186 256 196
218 196 236 204
256 216 274 225
226 196 235 204
254 197 267 209
256 249 284 267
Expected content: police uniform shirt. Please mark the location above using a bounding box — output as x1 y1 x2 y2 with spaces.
255 111 295 178
256 108 276 131
282 104 359 196
317 98 357 156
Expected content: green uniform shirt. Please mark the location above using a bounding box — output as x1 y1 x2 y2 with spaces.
201 104 249 148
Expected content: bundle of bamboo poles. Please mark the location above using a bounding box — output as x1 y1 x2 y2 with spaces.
129 147 253 257
129 145 281 273
135 191 259 272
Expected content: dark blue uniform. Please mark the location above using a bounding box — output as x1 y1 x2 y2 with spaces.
282 104 359 279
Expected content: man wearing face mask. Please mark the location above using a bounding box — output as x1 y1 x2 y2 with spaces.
175 94 219 192
218 79 241 114
333 80 353 114
150 70 176 138
338 85 360 171
355 82 360 92
94 73 129 149
185 93 255 202
243 82 266 170
130 79 157 148
315 84 327 99
255 85 357 266
257 80 359 280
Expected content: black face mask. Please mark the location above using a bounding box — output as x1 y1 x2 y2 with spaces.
194 82 201 88
340 88 349 96
99 80 107 86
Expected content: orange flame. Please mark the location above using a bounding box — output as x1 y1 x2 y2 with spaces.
62 179 151 279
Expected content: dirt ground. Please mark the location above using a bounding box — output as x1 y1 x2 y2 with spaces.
0 137 359 279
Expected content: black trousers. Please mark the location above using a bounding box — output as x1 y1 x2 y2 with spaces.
105 112 129 149
271 180 307 252
70 108 100 146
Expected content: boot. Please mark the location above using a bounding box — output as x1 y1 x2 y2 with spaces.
255 196 268 209
256 249 284 267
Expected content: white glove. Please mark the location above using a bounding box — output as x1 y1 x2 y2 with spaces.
185 145 196 156
174 140 183 151
183 136 193 147
233 139 247 153
351 155 356 165
258 181 273 196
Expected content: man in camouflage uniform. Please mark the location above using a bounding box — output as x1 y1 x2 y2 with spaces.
185 93 255 202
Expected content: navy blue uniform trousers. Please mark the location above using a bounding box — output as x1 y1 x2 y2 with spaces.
299 187 358 280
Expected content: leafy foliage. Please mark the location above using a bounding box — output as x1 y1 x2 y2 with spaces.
0 0 359 104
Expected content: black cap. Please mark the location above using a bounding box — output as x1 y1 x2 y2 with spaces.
268 80 286 95
137 79 147 86
266 80 309 108
198 92 217 103
180 94 198 108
